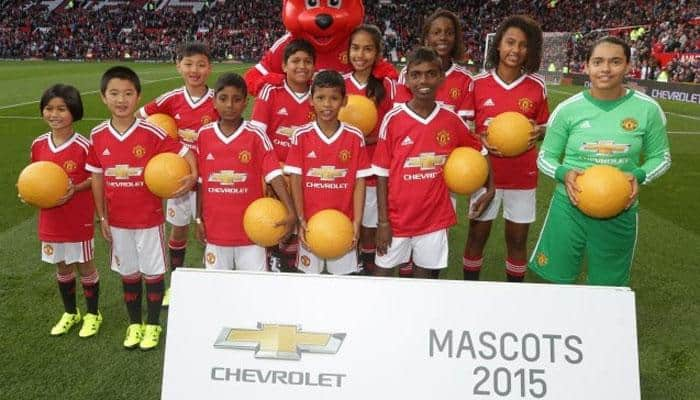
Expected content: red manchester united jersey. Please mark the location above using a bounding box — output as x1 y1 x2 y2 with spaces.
372 103 483 237
343 72 397 187
31 133 94 242
250 81 315 162
86 119 188 229
284 122 372 221
396 63 473 119
466 70 549 189
196 121 282 246
138 86 218 151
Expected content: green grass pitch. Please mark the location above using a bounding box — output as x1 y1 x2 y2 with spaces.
0 61 697 399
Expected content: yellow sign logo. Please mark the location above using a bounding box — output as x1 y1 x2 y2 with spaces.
63 160 77 173
581 141 630 155
621 118 638 131
132 145 146 158
238 150 252 164
518 97 534 113
307 166 348 181
214 323 345 360
105 164 143 179
435 130 452 147
208 170 248 185
449 87 460 100
403 152 447 170
43 244 54 256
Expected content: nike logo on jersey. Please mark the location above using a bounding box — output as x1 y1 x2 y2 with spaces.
306 151 317 158
277 107 289 116
102 148 111 156
483 98 495 107
580 120 591 128
401 136 414 146
206 153 215 160
174 113 181 120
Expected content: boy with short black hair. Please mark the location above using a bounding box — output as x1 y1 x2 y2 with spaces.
138 42 218 305
284 70 372 275
372 47 493 279
87 66 197 350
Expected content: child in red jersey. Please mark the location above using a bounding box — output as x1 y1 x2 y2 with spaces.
87 66 197 350
284 70 372 275
251 39 316 272
27 84 101 338
138 42 218 305
344 24 398 275
373 47 493 279
462 15 549 282
195 72 296 270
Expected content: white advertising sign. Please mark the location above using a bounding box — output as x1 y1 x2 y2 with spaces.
162 269 640 399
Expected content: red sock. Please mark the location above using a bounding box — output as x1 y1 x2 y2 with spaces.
505 257 527 281
168 239 187 271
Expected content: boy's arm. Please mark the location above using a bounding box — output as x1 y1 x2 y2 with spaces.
91 172 111 242
171 149 198 198
270 176 297 242
352 177 366 248
195 179 205 244
288 174 307 245
375 176 391 256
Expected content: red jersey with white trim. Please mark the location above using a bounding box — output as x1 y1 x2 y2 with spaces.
196 121 282 246
138 86 218 152
396 63 473 119
86 119 188 229
284 122 372 221
250 81 314 162
343 72 397 187
372 103 482 237
466 70 549 189
31 133 94 242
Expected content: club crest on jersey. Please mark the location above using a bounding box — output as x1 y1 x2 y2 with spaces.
338 149 352 163
132 145 146 158
338 52 349 65
536 252 548 267
179 129 198 142
168 208 176 218
201 115 213 125
206 252 216 265
621 118 638 131
43 244 54 256
580 141 630 155
209 170 248 185
307 111 316 122
105 164 143 179
518 98 534 113
63 160 77 173
435 130 452 147
403 152 447 170
300 255 311 267
449 87 460 100
238 150 252 164
307 166 348 181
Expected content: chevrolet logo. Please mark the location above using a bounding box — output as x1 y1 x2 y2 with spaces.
275 126 297 138
208 170 248 185
214 323 345 360
581 141 630 155
403 152 447 170
105 164 143 179
178 129 198 142
307 166 347 181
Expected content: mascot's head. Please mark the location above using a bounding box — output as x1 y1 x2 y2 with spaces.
283 0 365 51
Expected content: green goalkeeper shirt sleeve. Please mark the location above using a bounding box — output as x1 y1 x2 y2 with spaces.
632 94 671 184
537 95 578 183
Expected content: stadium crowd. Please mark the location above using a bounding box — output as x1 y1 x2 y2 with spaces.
1 0 698 82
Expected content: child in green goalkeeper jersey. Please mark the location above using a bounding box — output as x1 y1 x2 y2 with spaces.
529 36 671 286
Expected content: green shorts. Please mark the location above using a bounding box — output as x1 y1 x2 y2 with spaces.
528 190 638 286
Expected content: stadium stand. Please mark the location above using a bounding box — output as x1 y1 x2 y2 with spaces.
1 0 697 82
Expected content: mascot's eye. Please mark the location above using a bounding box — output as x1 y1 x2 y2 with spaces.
328 0 342 8
305 0 319 8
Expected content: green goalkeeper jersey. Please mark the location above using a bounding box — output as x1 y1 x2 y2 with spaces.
538 89 671 197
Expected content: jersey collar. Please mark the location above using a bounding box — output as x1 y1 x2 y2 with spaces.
283 80 310 104
312 121 344 145
347 73 368 91
183 86 212 109
47 132 79 153
401 102 440 125
491 69 527 91
214 121 247 144
107 119 139 142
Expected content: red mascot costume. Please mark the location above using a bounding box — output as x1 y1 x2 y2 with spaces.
244 0 397 96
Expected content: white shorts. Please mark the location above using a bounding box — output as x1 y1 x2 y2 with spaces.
362 186 378 228
204 243 266 271
469 188 536 223
166 191 197 226
109 225 167 276
375 229 448 270
41 239 94 264
297 245 359 275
